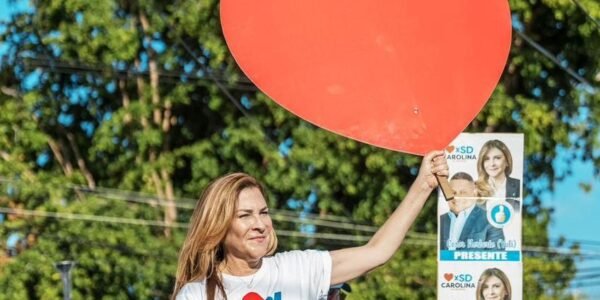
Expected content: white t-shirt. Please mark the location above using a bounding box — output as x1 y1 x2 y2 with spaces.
176 250 332 300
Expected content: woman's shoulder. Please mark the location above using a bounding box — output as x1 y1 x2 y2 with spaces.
268 249 331 266
271 249 328 258
175 280 206 300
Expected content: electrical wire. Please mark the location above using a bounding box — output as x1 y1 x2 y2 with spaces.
14 56 258 92
0 206 381 243
571 0 600 31
523 245 600 259
8 29 597 97
0 207 188 228
573 272 600 281
512 27 596 92
5 177 600 253
571 280 600 288
577 267 600 273
5 177 600 250
177 40 251 118
0 177 380 230
3 206 599 258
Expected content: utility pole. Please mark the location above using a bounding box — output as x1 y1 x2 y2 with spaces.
54 261 76 300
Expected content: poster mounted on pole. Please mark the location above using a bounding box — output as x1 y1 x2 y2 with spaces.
438 133 523 300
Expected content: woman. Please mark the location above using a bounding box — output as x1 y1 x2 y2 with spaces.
476 268 511 300
172 151 448 299
475 139 520 212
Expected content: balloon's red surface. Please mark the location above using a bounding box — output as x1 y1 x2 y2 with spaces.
221 1 512 155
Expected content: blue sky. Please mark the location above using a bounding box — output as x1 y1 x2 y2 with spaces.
0 0 31 23
551 161 600 241
1 0 600 297
548 160 600 297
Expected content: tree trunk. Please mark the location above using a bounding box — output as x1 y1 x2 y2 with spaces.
47 138 73 176
65 132 96 189
138 10 176 237
118 79 132 124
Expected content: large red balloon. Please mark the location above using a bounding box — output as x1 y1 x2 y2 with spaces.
221 1 511 155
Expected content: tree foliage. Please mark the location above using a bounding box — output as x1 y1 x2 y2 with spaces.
0 0 598 299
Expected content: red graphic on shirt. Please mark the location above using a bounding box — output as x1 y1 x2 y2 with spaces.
242 292 264 300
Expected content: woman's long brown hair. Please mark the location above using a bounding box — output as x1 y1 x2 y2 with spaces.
171 173 278 299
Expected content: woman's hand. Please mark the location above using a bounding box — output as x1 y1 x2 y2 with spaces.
416 150 449 190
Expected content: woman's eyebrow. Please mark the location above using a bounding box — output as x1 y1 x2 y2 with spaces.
236 207 268 212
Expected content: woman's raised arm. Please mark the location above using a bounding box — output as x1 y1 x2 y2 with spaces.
329 150 448 285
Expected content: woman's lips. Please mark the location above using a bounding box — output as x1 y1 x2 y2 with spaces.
249 236 266 243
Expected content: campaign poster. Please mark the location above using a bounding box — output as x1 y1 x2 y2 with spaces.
438 133 523 300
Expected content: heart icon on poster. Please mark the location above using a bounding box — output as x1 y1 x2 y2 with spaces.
221 1 511 155
444 273 454 281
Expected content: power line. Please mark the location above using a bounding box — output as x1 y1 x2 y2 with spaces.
0 206 381 243
13 56 258 92
72 183 198 205
47 189 600 246
574 272 600 281
268 207 361 224
512 27 596 93
0 198 412 236
275 229 369 243
270 213 377 233
17 55 254 85
577 267 600 273
523 246 600 259
0 177 379 228
176 37 290 151
0 177 194 206
5 177 600 251
9 26 596 98
34 233 177 258
177 39 251 118
84 189 376 228
0 207 188 228
572 280 600 288
571 0 600 31
0 180 504 240
3 206 599 258
4 177 600 250
0 205 434 247
85 188 380 232
3 5 597 104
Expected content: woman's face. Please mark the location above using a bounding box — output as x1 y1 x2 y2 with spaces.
483 147 507 179
481 275 507 300
223 187 273 263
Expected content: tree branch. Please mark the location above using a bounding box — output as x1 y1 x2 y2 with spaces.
65 132 96 189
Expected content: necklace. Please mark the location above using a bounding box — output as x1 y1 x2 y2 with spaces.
222 260 262 289
242 272 257 289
